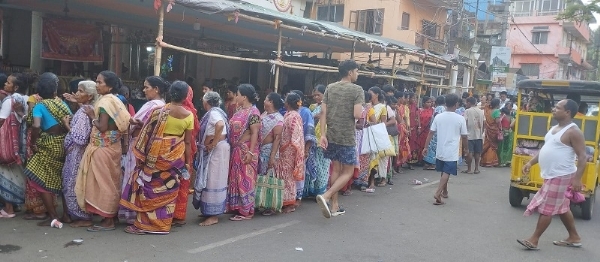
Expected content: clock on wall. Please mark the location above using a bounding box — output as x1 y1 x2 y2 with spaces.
274 0 292 12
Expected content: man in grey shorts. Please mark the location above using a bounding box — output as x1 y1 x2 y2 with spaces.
317 60 364 218
463 97 484 174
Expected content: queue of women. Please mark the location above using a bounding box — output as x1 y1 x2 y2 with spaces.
0 70 517 235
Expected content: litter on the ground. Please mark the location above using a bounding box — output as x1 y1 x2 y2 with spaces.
412 179 422 185
295 247 303 251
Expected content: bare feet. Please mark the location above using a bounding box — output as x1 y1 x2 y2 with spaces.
199 216 219 226
294 200 302 208
282 206 296 213
61 215 73 224
441 190 449 198
99 218 115 228
70 220 93 228
172 219 186 226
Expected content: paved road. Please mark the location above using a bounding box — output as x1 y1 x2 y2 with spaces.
1 165 599 262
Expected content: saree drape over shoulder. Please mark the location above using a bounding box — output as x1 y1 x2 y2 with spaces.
193 107 231 216
481 108 500 167
277 110 305 206
258 112 283 176
120 105 183 234
304 103 330 197
62 106 93 220
226 106 261 217
297 106 315 199
119 99 165 222
76 94 130 218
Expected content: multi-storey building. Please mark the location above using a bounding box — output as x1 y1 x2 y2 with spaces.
310 0 451 85
506 0 595 80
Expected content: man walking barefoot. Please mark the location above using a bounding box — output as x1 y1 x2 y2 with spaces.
517 99 587 250
463 97 484 174
422 94 468 205
317 60 364 218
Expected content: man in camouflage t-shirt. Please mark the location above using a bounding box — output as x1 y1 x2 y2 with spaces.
317 60 364 219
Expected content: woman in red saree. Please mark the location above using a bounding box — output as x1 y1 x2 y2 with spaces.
481 98 501 167
226 84 261 221
277 93 305 213
415 97 434 165
172 85 200 226
407 93 420 168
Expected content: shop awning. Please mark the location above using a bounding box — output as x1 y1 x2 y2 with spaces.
2 0 450 62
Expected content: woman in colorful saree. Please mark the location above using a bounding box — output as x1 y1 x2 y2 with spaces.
498 105 515 167
193 91 230 226
0 73 32 218
366 87 387 192
305 85 330 198
289 90 316 206
120 81 193 235
356 91 374 187
481 98 502 167
118 76 168 224
423 96 445 170
277 93 305 213
24 72 72 226
172 84 200 226
394 92 410 173
226 84 261 221
257 93 283 216
406 93 420 169
60 81 98 227
417 96 435 166
75 71 131 232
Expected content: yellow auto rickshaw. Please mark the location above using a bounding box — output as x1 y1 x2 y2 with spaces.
509 80 600 220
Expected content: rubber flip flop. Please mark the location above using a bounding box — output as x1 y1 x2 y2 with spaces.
473 170 481 174
460 170 472 174
553 240 582 248
316 195 331 218
229 215 252 221
0 209 16 218
87 225 116 232
517 239 539 250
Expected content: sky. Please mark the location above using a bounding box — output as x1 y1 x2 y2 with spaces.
585 0 599 30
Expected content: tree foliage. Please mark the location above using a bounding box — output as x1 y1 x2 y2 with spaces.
556 0 600 24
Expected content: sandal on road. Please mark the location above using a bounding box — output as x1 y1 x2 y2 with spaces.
0 209 16 218
517 239 539 250
87 225 116 232
316 195 331 218
553 240 582 248
460 170 472 174
229 215 252 221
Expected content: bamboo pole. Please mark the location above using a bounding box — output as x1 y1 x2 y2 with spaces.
274 27 282 93
418 55 426 104
158 41 269 63
154 2 165 76
391 51 397 86
350 40 356 60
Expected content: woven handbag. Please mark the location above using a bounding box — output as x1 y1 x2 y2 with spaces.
255 168 284 212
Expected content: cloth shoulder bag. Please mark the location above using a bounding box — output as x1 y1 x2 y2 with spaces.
360 123 393 155
255 168 284 212
0 96 21 165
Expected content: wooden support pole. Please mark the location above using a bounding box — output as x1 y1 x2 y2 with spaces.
418 55 426 104
350 40 356 60
154 2 165 76
390 51 397 86
274 27 283 93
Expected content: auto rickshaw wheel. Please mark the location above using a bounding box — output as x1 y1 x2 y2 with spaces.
509 186 523 207
580 193 595 220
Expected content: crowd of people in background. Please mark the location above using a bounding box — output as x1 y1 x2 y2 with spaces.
0 59 537 234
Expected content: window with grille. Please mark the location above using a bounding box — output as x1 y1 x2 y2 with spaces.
317 5 345 22
401 12 410 30
532 31 549 44
521 63 540 77
349 9 385 35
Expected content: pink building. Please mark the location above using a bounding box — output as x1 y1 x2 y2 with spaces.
507 0 595 80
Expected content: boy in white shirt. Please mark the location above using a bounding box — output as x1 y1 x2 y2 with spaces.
422 93 468 205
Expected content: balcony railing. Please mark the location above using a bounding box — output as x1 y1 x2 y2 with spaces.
415 33 447 54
